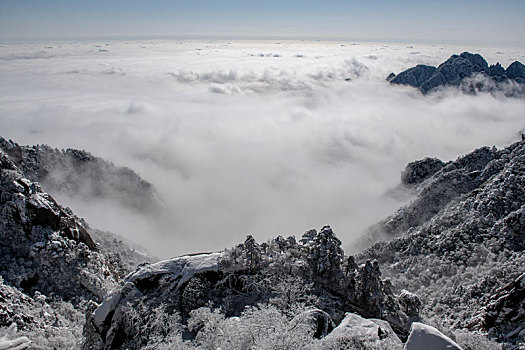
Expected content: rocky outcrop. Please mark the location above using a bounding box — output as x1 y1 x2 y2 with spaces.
358 139 525 347
0 137 160 214
390 65 437 90
401 157 445 186
84 227 419 349
389 52 525 95
468 272 525 346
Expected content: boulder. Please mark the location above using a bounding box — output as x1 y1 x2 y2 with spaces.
324 312 402 349
405 322 462 350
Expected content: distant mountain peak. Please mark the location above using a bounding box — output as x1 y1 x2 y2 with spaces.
388 52 525 96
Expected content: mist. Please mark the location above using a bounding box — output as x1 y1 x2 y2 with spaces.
1 40 524 258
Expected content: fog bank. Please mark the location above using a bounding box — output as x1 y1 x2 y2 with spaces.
1 40 524 258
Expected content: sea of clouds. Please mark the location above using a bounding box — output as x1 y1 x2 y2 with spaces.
0 40 524 258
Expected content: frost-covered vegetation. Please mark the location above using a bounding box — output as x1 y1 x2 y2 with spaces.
84 226 421 348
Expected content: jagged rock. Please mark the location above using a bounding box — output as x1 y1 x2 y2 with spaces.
0 137 160 214
364 145 499 240
0 146 150 308
488 63 505 77
404 322 463 350
389 52 525 95
398 290 422 319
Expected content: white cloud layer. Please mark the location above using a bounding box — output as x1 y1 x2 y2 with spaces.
1 40 524 258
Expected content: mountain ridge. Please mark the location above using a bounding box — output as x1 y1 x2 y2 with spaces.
388 52 525 96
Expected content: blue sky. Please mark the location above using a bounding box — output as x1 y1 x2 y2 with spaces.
0 0 524 45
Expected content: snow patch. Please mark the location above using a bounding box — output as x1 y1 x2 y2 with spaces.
125 252 222 287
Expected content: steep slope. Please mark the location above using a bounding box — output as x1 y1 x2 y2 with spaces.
389 52 525 96
358 139 525 347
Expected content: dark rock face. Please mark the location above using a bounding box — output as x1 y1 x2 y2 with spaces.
390 52 525 95
84 226 418 349
469 273 525 346
0 137 160 214
386 72 397 81
358 139 525 347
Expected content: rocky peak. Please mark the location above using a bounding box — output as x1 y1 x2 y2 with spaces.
506 61 525 81
488 62 505 77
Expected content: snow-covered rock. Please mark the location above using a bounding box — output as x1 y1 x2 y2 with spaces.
401 157 445 186
92 252 222 330
405 322 462 350
0 324 30 350
324 312 402 349
290 309 335 338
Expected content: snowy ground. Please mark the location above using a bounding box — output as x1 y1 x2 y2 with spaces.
0 40 524 258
